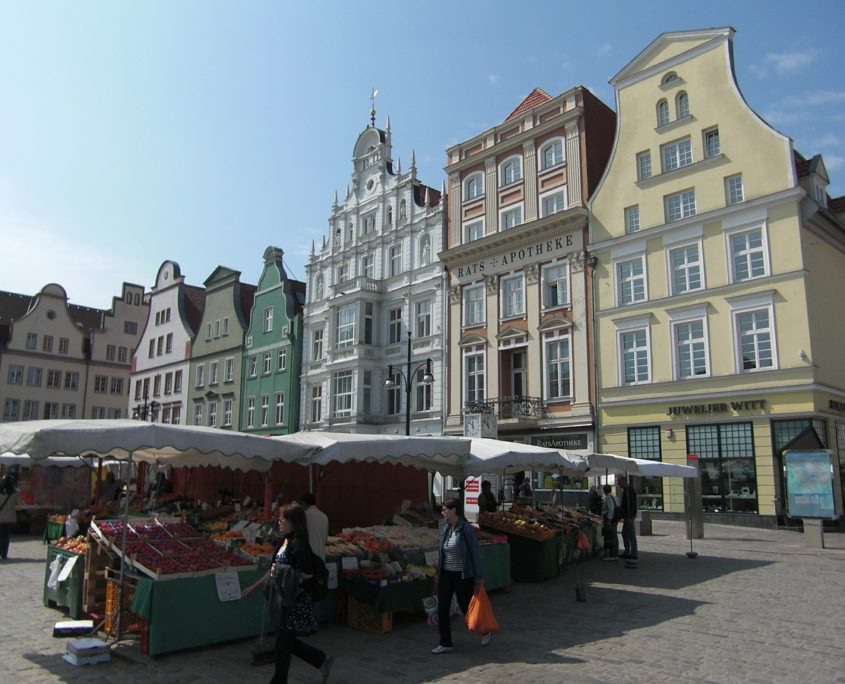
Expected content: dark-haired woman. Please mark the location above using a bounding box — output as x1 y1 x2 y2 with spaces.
243 504 333 684
0 475 20 560
432 498 488 654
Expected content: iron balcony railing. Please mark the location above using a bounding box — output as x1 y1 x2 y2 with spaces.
463 395 550 421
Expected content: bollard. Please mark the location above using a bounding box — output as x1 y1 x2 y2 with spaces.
638 510 652 536
802 519 824 549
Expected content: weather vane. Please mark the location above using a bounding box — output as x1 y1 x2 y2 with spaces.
370 87 379 127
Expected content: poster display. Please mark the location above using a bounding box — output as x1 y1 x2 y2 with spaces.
784 450 836 519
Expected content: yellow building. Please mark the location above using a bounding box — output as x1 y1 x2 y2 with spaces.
589 28 845 525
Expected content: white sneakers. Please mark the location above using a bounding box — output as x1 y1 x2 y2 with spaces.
481 632 492 646
431 645 453 654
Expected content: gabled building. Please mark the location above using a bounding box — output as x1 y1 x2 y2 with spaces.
439 87 615 486
130 261 204 424
589 27 845 525
241 247 306 434
1 282 147 422
187 266 255 429
301 116 446 435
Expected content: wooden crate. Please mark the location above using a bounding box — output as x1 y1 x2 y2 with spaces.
104 569 144 637
346 595 392 634
83 536 114 613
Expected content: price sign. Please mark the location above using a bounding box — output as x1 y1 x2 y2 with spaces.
341 556 359 571
424 550 439 567
215 571 242 602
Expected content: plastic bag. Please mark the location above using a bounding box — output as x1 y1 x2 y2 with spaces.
466 586 499 634
46 557 63 589
421 594 460 626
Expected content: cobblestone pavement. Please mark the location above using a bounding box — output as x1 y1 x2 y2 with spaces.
1 521 844 684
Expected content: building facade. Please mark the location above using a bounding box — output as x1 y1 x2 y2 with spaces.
1 282 147 422
301 118 446 435
439 87 615 493
130 261 205 424
241 247 305 434
187 267 255 429
589 28 845 524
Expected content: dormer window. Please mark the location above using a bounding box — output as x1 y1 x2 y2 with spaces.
661 72 679 86
464 172 484 201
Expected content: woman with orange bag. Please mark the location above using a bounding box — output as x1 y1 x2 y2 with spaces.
431 498 492 654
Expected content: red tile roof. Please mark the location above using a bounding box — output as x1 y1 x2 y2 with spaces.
830 196 845 213
505 88 553 122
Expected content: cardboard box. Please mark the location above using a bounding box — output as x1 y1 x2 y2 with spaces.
67 638 109 657
52 620 93 638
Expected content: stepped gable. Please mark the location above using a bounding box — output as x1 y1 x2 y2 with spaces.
504 87 552 122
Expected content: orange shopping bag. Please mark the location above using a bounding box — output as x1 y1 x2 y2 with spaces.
465 586 499 634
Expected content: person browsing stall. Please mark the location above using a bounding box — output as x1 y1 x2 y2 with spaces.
617 475 638 563
299 492 328 561
601 484 619 562
476 480 498 513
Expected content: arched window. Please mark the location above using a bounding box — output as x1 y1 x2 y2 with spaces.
419 233 431 267
399 199 407 219
540 138 565 170
499 156 522 186
661 72 679 86
676 91 689 119
464 172 483 201
657 99 669 127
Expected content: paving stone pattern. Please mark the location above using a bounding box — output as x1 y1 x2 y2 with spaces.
1 521 844 684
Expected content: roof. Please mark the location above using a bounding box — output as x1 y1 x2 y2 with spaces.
794 150 811 178
182 284 206 335
239 283 257 323
504 88 552 122
830 196 845 213
0 291 35 325
413 183 442 207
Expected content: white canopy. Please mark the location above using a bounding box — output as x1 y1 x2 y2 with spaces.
465 438 588 476
585 452 698 478
273 431 472 476
0 420 318 473
0 452 95 469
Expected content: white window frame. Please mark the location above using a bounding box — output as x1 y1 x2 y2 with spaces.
464 219 484 243
542 261 569 310
637 151 652 180
224 356 234 382
676 91 689 119
312 328 324 360
669 304 710 380
415 367 433 411
248 355 258 377
500 273 525 319
462 283 485 327
657 99 670 127
615 254 648 306
661 137 693 173
362 253 374 279
464 346 485 404
195 363 205 388
415 300 431 338
246 397 255 428
333 371 354 417
704 127 720 158
388 308 402 344
726 224 769 283
263 306 273 333
389 244 402 277
277 347 287 372
543 330 572 401
499 155 523 187
208 401 217 428
665 189 696 222
614 314 652 386
500 204 523 231
260 395 270 426
624 205 640 234
667 240 705 296
540 188 566 218
223 399 233 427
262 351 272 374
464 172 484 201
275 392 285 425
539 137 565 171
193 403 203 426
336 303 355 347
726 174 745 205
209 360 219 385
729 292 777 374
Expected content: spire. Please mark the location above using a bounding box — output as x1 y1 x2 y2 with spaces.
441 179 447 204
310 240 315 255
397 157 402 174
386 115 391 131
424 187 430 206
411 149 416 169
332 190 338 208
370 87 379 127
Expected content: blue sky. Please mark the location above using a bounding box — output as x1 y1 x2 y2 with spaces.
1 1 843 309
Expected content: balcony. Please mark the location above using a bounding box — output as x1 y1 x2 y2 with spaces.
330 276 381 297
463 395 550 422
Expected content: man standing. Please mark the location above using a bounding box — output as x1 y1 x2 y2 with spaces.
617 476 638 565
300 492 328 561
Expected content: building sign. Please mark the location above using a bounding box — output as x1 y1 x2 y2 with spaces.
783 450 836 519
531 433 588 450
454 233 582 282
828 399 845 413
666 400 766 417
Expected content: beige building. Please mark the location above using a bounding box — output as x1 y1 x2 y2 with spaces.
589 28 845 525
439 87 615 495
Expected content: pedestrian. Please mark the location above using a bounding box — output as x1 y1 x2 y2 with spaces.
601 484 619 561
476 480 498 513
432 497 490 654
618 475 638 563
299 492 328 561
0 474 20 560
242 504 333 684
587 485 603 516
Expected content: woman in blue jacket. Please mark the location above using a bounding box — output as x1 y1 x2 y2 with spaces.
432 498 489 654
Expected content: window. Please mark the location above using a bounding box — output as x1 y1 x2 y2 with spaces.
464 173 483 200
464 347 485 403
500 273 525 319
464 220 484 243
540 138 564 170
337 262 349 282
3 399 19 420
135 381 142 400
260 395 270 426
500 205 522 230
628 426 663 511
27 367 42 387
109 377 122 394
275 392 285 425
661 137 693 172
43 335 54 353
542 262 569 309
210 360 219 385
545 332 571 400
262 352 272 375
91 406 106 420
174 370 183 393
156 336 163 356
335 303 355 347
661 72 679 85
165 333 172 354
689 423 757 514
333 371 353 417
463 284 485 327
669 244 703 295
726 175 744 205
540 190 566 217
620 329 650 384
277 348 287 372
617 257 647 305
657 99 669 127
416 368 432 411
59 338 69 354
500 156 522 186
389 244 402 276
676 91 689 119
388 308 402 344
118 347 128 363
387 205 393 225
704 128 720 158
222 399 233 427
143 377 150 398
155 311 161 326
386 371 401 415
665 189 696 222
162 406 172 424
637 151 652 180
624 206 640 234
674 318 708 378
312 328 324 359
7 365 23 385
195 364 205 387
736 308 774 371
153 374 161 396
224 357 234 382
208 401 217 428
246 397 255 428
362 254 374 279
148 339 155 358
193 404 203 426
47 370 62 388
106 344 116 361
43 401 59 419
248 355 258 377
310 386 322 423
222 317 229 335
416 300 431 338
730 228 767 282
214 320 221 338
25 333 37 350
124 321 137 335
164 372 173 394
23 400 38 420
364 302 374 345
93 374 107 392
171 405 182 425
205 323 212 341
61 404 76 419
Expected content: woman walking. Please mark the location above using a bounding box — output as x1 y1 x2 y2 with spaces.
0 475 20 560
242 504 333 684
432 497 488 654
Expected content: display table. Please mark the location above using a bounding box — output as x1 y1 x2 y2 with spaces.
131 568 266 656
339 576 434 613
560 525 600 567
43 546 85 618
480 543 510 590
507 533 561 582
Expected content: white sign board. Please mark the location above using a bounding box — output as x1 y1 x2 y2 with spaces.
215 571 242 602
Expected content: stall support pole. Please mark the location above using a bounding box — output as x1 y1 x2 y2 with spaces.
263 473 273 521
112 452 134 642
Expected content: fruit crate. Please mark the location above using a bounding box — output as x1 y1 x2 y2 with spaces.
346 595 392 634
83 534 116 614
104 568 144 637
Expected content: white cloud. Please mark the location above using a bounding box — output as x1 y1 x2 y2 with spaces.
487 74 499 84
767 49 817 75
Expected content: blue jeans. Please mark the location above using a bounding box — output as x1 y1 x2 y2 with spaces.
621 519 638 558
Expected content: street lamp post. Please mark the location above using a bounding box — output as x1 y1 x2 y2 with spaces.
384 331 434 435
132 390 159 422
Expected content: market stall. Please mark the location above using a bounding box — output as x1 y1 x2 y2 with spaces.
43 536 90 618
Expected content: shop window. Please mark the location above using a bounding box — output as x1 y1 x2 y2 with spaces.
688 423 757 514
628 426 663 511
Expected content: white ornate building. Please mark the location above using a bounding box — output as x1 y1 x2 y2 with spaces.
301 117 447 435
